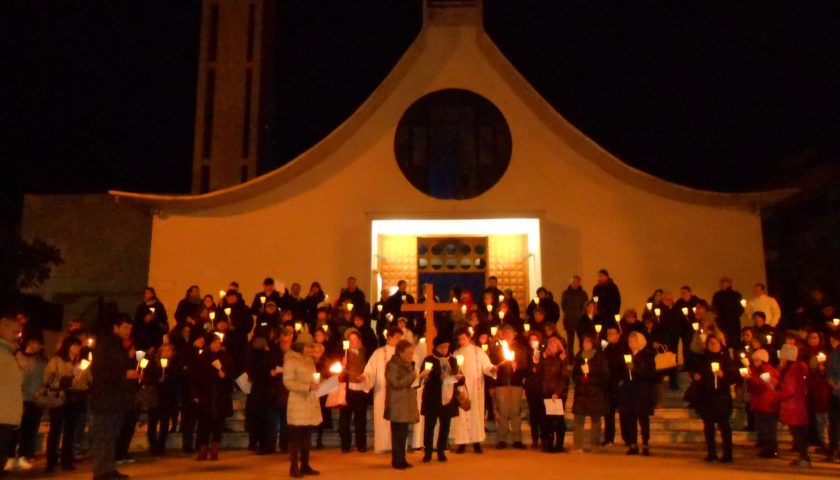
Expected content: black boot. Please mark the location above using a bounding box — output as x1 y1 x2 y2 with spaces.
290 451 302 478
437 449 448 462
473 442 483 454
422 449 432 463
300 450 319 476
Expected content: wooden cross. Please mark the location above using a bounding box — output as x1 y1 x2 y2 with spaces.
400 283 460 355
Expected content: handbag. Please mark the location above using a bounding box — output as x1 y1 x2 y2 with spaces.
325 382 347 408
456 385 471 411
34 386 64 410
654 346 678 371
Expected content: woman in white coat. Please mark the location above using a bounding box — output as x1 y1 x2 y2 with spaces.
283 342 324 478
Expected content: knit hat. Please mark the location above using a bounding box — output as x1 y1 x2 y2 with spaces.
751 348 769 363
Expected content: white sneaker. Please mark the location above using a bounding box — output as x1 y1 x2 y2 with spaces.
3 458 16 472
16 457 33 470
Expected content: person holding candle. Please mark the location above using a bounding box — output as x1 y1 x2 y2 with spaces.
312 331 337 450
131 286 169 353
283 342 325 477
712 277 746 343
452 327 497 454
144 343 179 456
385 339 424 469
419 336 463 462
537 336 569 453
192 333 235 462
217 289 253 375
243 335 279 455
617 331 656 455
383 280 415 325
175 285 202 326
744 348 780 458
591 269 621 318
602 326 625 447
255 300 281 338
336 276 367 313
805 331 831 450
561 276 589 357
691 335 739 463
337 330 368 453
250 277 284 317
618 309 645 344
526 287 560 326
571 335 610 453
7 333 45 472
490 325 528 449
524 330 547 448
776 342 811 467
361 326 405 454
750 311 776 349
44 335 90 472
575 301 600 352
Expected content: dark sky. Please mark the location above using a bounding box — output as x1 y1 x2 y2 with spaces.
3 1 840 231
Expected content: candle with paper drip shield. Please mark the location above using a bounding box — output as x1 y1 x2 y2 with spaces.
346 302 354 312
818 352 827 363
260 296 266 305
498 294 505 303
740 299 747 308
460 305 467 315
499 310 506 321
834 318 840 327
681 307 689 316
486 304 493 313
481 344 488 352
490 326 498 337
224 307 231 318
524 323 530 333
595 324 602 334
654 308 661 317
424 361 433 372
135 350 146 363
321 324 329 332
624 354 633 380
455 355 465 367
294 322 303 332
149 307 156 314
219 289 226 298
593 296 599 304
209 311 216 322
80 359 91 371
711 361 720 389
377 304 383 312
533 296 540 305
342 340 350 351
692 322 699 331
645 302 653 312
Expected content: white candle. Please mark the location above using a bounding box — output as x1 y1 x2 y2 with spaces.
646 302 653 311
346 302 354 312
654 308 661 317
219 290 226 298
80 359 90 370
486 304 493 313
681 307 689 316
295 322 302 332
593 296 599 303
456 355 465 367
490 326 498 337
524 324 531 332
766 334 772 344
377 304 383 312
260 296 266 304
534 297 540 305
692 322 699 331
624 354 632 364
692 307 697 314
150 307 156 314
468 326 474 336
614 314 621 322
160 358 168 369
740 299 747 308
329 362 342 374
818 352 827 363
401 295 407 303
321 324 329 332
343 340 350 350
209 311 216 321
224 307 231 317
139 358 149 369
215 332 224 342
595 324 602 334
499 310 506 320
498 294 505 303
424 361 433 371
419 337 426 344
711 362 720 372
312 373 321 384
834 318 840 327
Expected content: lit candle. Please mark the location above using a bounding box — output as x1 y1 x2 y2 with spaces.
692 322 699 331
834 318 840 327
150 307 156 314
329 362 342 374
681 307 689 316
534 296 540 305
504 350 515 362
87 338 95 347
499 310 506 320
136 350 146 362
524 324 531 333
486 304 493 313
456 355 465 367
386 313 394 322
80 359 91 371
342 340 350 350
346 302 354 312
614 314 621 322
739 367 749 377
711 362 720 372
215 332 224 342
312 373 321 384
490 326 498 337
692 307 697 314
209 311 216 321
401 295 407 303
646 302 653 311
452 298 458 303
481 344 488 352
740 299 747 308
623 354 632 364
377 304 383 312
468 326 474 336
424 361 433 371
595 324 603 334
581 363 589 375
139 358 149 370
295 322 302 332
766 334 772 344
498 294 505 303
224 307 231 317
419 337 426 344
260 296 266 305
461 305 467 315
593 296 599 303
818 352 827 363
219 290 226 298
160 358 168 369
321 324 329 332
654 308 661 317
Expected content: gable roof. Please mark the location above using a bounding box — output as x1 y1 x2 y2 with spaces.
111 2 795 212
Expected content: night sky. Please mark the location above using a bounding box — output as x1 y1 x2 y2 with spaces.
3 1 840 232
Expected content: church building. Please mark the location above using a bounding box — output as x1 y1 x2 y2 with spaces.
109 0 788 313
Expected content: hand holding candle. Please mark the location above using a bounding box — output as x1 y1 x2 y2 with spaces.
80 359 91 371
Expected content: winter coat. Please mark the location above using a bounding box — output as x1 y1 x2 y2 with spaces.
0 339 23 426
132 299 169 351
561 286 589 331
90 333 133 414
282 350 322 426
420 355 461 418
190 349 235 419
618 348 657 417
384 354 419 424
539 353 568 400
244 347 277 409
572 350 610 416
489 340 527 387
711 288 744 332
692 350 740 419
592 281 621 317
16 351 46 402
746 363 779 414
777 361 809 426
526 298 561 324
806 353 832 413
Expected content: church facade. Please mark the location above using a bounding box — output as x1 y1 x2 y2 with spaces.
112 1 789 313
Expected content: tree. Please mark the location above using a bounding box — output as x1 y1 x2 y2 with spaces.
0 234 63 291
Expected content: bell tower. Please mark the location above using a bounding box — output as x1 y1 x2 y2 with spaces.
191 0 277 193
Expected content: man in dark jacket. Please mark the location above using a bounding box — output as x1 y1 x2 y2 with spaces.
489 325 528 449
711 277 745 349
219 290 253 372
250 277 285 317
592 269 621 318
90 314 138 480
131 287 168 352
561 276 588 356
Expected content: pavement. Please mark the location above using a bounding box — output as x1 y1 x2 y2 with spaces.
8 444 840 480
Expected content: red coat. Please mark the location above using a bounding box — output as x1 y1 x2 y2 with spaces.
746 364 779 414
806 357 831 413
776 361 809 427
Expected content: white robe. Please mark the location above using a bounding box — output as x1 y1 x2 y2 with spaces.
362 344 395 453
412 341 428 449
451 343 497 445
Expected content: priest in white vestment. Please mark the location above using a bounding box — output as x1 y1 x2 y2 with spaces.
361 325 404 453
451 326 497 453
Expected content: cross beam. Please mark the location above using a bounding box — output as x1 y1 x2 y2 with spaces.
401 283 460 355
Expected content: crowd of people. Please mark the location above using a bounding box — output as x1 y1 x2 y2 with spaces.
0 271 839 479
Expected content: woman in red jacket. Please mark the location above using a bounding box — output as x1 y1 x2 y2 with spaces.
743 349 779 458
776 342 811 468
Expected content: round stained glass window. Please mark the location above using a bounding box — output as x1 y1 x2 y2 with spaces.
394 89 512 200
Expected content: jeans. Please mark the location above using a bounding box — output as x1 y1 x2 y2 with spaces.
423 411 451 453
390 422 409 467
494 386 523 443
525 389 544 444
754 412 778 453
90 411 124 477
702 416 732 458
339 389 367 450
619 412 650 446
573 415 601 450
47 400 83 468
